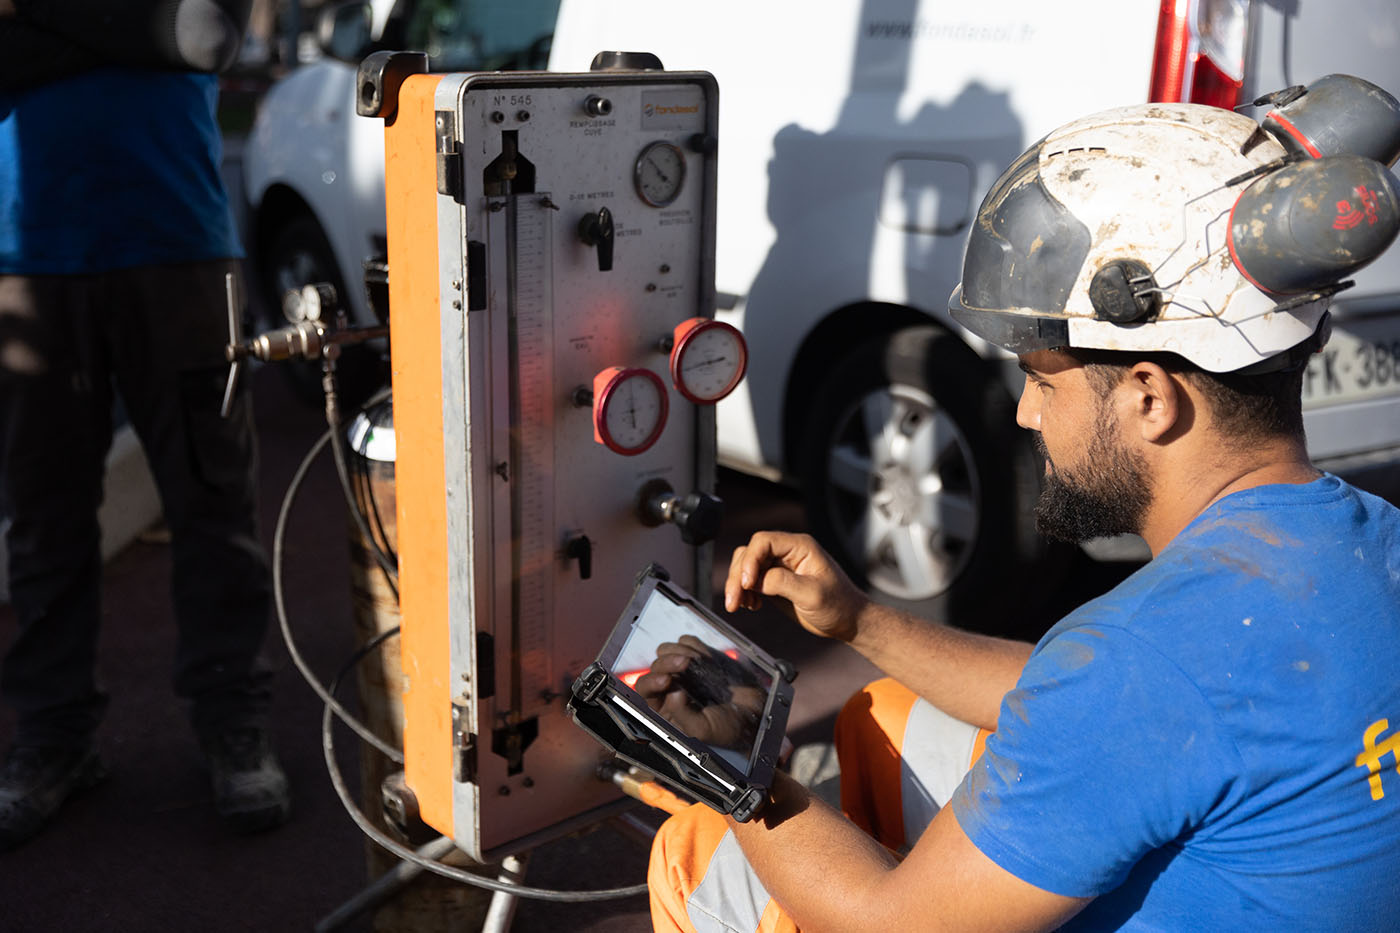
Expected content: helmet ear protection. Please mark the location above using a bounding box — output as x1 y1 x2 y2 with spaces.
1260 73 1400 167
1228 154 1400 294
1090 74 1400 320
1230 74 1400 296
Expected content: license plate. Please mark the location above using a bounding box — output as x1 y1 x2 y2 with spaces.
1301 314 1400 409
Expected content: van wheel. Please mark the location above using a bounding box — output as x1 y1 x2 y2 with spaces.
260 213 382 408
800 326 1056 637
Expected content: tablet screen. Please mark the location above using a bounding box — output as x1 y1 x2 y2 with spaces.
611 587 773 772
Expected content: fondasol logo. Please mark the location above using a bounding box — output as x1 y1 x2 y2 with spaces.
642 91 702 129
643 102 700 118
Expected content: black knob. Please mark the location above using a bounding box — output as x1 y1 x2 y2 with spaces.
672 492 723 546
589 51 664 72
565 534 593 580
688 132 718 155
637 480 724 546
578 207 615 272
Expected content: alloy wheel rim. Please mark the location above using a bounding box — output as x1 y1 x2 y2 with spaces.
823 384 980 600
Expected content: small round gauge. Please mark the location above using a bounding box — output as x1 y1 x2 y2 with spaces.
634 141 687 207
592 366 669 455
669 318 748 405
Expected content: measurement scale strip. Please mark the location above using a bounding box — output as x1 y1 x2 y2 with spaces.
506 194 556 718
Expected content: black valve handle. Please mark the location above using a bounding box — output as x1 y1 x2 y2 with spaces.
672 492 723 546
578 206 615 272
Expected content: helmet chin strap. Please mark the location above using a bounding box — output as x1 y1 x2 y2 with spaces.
1231 309 1334 376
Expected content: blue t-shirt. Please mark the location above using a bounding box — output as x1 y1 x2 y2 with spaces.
0 68 240 274
952 474 1400 930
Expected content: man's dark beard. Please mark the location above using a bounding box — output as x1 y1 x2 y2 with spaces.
1032 418 1153 543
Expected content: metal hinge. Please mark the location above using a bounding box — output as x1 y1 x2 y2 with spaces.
451 695 476 783
436 110 463 201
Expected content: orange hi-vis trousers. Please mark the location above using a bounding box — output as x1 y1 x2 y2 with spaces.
648 678 990 933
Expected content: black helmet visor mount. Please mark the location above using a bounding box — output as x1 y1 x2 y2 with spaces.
949 137 1092 354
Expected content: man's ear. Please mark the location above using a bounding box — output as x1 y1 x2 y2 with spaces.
1123 362 1182 443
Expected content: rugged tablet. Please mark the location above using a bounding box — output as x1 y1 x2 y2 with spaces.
567 565 797 822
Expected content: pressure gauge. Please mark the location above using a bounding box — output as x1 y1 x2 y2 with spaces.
592 366 669 455
634 141 687 207
669 318 748 405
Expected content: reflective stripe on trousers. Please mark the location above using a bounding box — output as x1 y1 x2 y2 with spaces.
648 678 990 933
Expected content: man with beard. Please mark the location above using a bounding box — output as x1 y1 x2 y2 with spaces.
646 79 1400 932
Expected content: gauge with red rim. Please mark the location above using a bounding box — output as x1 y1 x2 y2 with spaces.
592 366 669 455
669 317 748 404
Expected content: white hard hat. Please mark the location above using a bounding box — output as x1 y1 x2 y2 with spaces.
950 76 1400 373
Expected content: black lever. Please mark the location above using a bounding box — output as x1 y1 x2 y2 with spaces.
578 206 614 271
565 534 593 580
220 272 244 418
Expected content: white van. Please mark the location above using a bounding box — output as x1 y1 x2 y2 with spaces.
242 0 1400 627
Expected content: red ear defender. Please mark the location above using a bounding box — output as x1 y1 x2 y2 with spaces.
1260 74 1400 167
1227 154 1400 294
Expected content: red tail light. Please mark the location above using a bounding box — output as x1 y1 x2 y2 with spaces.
1149 0 1250 110
1149 0 1192 102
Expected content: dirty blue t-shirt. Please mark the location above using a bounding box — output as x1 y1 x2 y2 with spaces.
0 68 240 274
952 474 1400 930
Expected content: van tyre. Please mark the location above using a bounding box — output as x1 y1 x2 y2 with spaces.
800 326 1058 638
260 213 382 409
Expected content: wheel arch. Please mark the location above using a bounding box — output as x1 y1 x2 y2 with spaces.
247 184 354 321
251 184 325 272
780 301 997 475
794 315 1060 635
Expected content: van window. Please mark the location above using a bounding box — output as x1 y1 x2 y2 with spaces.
403 0 561 72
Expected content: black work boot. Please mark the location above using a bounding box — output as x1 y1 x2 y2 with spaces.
0 743 107 851
198 727 291 833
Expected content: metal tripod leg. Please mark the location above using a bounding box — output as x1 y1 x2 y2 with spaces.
480 853 530 933
315 835 458 931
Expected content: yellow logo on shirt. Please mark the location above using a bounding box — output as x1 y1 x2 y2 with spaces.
1356 719 1400 800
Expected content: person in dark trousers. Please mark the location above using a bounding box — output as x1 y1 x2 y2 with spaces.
0 0 289 848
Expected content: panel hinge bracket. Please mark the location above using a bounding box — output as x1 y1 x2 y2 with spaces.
436 109 463 201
